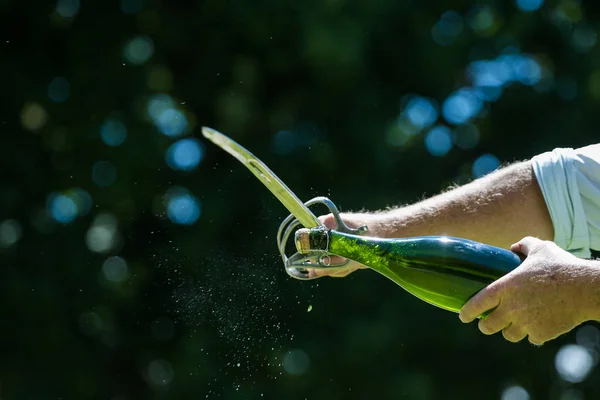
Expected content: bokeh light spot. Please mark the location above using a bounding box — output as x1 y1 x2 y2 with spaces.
468 60 512 88
48 193 78 224
385 122 411 147
404 96 438 130
431 11 463 46
572 27 597 52
156 109 188 137
87 226 115 253
102 256 128 283
165 138 204 171
66 188 93 216
468 6 498 35
425 126 453 156
48 77 70 103
474 86 503 102
533 66 554 94
0 219 22 249
86 214 120 254
501 385 530 400
56 0 80 17
472 154 500 178
555 344 595 383
283 349 310 375
512 56 542 85
442 88 483 125
147 95 188 137
515 0 544 12
101 118 127 147
123 36 154 65
92 161 117 187
148 359 174 386
166 189 201 225
148 94 175 119
21 102 48 132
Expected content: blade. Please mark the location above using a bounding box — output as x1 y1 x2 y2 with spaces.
201 127 322 228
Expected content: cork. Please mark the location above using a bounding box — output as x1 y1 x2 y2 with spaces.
295 228 312 254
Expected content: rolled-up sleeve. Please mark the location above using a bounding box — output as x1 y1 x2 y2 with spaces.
531 144 600 258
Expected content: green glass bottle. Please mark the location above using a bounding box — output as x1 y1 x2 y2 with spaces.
295 228 523 314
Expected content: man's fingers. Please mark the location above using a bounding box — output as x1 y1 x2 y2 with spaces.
478 310 510 335
528 334 546 347
459 284 502 323
307 264 356 279
307 265 344 278
330 267 358 278
502 323 527 343
510 236 543 255
326 255 347 264
307 269 323 279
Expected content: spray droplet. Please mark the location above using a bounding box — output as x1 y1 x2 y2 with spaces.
307 305 312 312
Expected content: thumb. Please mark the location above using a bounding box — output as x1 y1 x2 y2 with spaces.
510 236 543 256
318 214 336 229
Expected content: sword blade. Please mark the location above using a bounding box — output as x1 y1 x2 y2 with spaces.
201 127 322 228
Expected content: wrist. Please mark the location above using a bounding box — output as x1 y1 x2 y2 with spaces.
342 213 385 237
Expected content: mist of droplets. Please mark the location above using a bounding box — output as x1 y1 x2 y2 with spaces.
152 249 317 397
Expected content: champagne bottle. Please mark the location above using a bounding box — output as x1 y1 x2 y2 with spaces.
295 228 523 314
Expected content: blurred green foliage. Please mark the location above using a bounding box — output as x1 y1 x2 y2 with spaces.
1 0 600 399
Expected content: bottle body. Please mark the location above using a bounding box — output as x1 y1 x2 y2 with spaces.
299 229 522 314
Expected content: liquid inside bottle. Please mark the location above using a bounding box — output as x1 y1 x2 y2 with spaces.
296 228 522 314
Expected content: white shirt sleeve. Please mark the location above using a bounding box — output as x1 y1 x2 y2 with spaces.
531 145 600 258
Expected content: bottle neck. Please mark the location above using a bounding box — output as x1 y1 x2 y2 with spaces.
301 228 397 270
298 228 428 269
327 230 391 268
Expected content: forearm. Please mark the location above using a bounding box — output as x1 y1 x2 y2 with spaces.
344 161 554 249
582 260 600 322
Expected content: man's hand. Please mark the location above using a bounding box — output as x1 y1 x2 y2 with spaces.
459 236 595 346
306 214 368 279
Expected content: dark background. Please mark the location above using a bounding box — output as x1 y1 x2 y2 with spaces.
1 0 599 399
